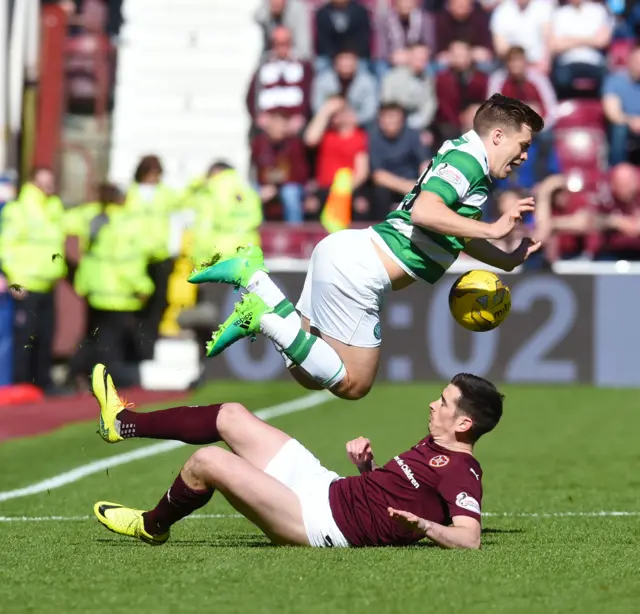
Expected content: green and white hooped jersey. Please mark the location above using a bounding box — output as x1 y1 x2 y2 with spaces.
372 129 492 283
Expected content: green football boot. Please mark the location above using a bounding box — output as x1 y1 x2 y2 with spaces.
206 292 273 358
188 245 268 288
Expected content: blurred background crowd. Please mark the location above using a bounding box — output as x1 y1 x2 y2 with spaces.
1 0 640 398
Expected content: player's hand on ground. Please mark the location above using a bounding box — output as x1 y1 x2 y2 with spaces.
490 197 535 240
511 237 543 266
346 436 374 472
387 508 428 536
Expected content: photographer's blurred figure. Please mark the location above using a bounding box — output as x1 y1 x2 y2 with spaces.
0 167 67 393
68 184 154 389
125 155 180 360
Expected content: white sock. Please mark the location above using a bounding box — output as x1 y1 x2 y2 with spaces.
248 271 301 335
260 313 346 388
247 270 287 309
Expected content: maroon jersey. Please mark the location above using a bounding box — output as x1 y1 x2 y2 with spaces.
328 436 483 547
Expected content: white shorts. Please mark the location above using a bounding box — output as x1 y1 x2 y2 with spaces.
296 228 391 348
264 439 350 548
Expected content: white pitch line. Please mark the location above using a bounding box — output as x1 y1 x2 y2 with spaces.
0 390 333 504
1 511 640 522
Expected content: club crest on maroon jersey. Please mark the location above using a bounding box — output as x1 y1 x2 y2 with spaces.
429 455 450 468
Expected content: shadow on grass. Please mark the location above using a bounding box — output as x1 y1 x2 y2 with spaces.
95 527 525 549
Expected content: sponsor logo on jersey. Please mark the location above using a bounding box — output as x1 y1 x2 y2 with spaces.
456 492 481 515
394 456 420 489
434 162 464 186
429 455 450 468
470 468 480 481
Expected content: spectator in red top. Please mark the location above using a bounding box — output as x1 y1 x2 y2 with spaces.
376 0 436 78
314 0 372 73
246 25 313 135
93 372 502 549
435 40 488 144
250 111 309 223
303 96 369 219
434 0 493 69
487 46 558 131
596 163 640 260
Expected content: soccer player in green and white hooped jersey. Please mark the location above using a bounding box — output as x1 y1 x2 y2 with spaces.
188 94 544 401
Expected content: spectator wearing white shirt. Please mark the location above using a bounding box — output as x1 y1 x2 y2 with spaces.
549 0 613 99
490 0 554 74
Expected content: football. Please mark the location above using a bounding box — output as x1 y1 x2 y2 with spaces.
448 270 511 332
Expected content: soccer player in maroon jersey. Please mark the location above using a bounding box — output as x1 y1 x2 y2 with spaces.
93 364 502 549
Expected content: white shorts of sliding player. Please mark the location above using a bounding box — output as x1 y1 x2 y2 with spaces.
264 439 350 548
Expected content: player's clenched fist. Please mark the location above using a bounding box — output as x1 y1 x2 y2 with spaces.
346 437 375 473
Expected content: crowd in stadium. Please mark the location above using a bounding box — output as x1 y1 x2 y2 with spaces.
248 0 640 264
3 0 640 397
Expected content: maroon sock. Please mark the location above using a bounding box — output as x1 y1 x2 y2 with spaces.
143 473 213 535
116 404 223 445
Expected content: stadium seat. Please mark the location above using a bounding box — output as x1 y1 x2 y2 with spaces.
564 167 608 192
608 38 634 71
554 99 605 131
555 128 608 172
260 223 329 258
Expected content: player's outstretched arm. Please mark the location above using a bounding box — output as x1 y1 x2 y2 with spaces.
387 508 481 549
411 192 535 241
463 237 542 271
346 437 379 474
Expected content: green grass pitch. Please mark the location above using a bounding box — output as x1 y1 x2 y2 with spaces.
1 381 640 613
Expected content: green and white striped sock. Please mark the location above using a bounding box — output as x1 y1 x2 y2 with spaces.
246 270 299 367
259 313 346 389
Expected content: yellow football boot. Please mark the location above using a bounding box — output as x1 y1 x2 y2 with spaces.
94 501 169 545
91 363 131 443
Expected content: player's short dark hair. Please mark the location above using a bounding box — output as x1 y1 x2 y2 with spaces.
451 373 504 442
473 93 544 136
